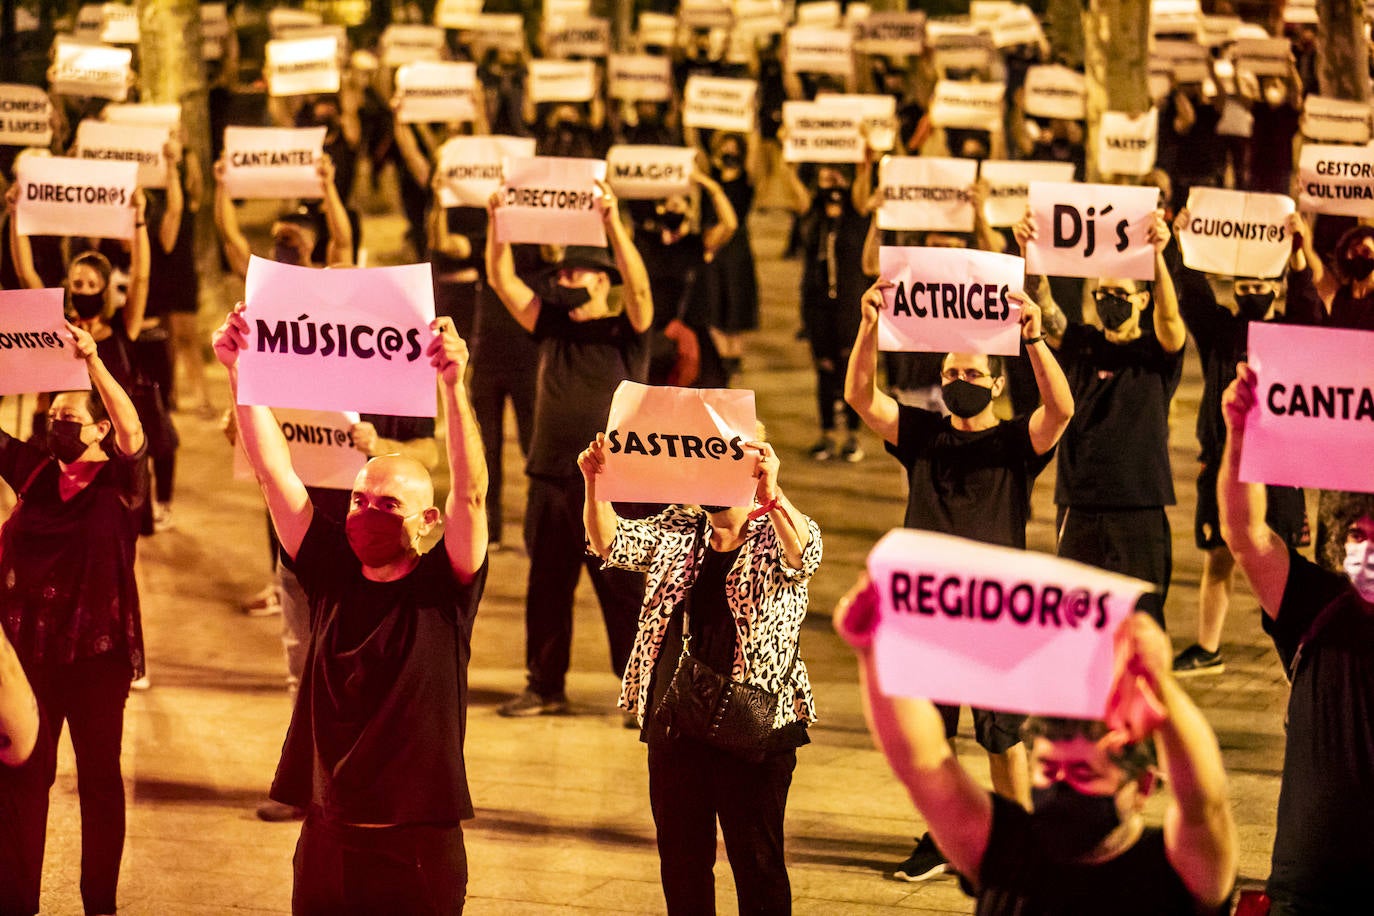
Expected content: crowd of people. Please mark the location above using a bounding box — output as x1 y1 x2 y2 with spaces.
0 2 1372 915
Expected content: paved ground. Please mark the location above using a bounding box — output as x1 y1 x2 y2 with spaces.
18 171 1291 914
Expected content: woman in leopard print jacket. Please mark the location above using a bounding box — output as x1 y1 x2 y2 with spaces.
580 431 821 915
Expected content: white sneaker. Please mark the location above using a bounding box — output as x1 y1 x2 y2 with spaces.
152 503 173 532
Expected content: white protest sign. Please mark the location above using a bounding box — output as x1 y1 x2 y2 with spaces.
496 156 607 246
268 8 322 36
16 155 136 240
1097 108 1159 177
0 84 53 147
929 24 994 72
735 0 786 37
877 156 977 232
469 14 526 52
1151 0 1201 34
1023 65 1087 120
1231 37 1292 78
232 408 365 489
0 289 90 395
74 120 168 190
928 80 1005 132
51 39 132 101
1302 97 1372 145
546 0 591 16
527 60 597 103
683 75 756 133
853 11 925 54
605 145 695 199
1154 39 1210 83
978 159 1076 227
221 126 325 199
1298 143 1374 218
102 102 181 131
238 258 437 417
638 11 678 47
435 135 536 208
1241 323 1374 493
1179 187 1294 279
100 3 139 44
1025 182 1159 281
785 26 853 76
1282 0 1318 26
607 54 672 102
816 92 897 151
1148 61 1173 102
971 1 1016 25
782 101 864 163
991 6 1046 49
201 2 230 40
265 37 340 97
679 0 732 28
75 4 104 42
796 0 842 26
877 247 1024 356
380 25 445 67
867 529 1151 717
544 16 611 58
1200 14 1242 47
596 382 759 506
394 62 477 124
434 0 482 29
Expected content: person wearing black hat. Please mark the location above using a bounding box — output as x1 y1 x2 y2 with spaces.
485 181 654 717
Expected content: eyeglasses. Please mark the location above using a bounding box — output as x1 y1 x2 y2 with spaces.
941 368 990 383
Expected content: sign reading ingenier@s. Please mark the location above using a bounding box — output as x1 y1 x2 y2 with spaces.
235 257 438 418
0 288 90 396
1024 182 1159 281
596 382 759 507
866 529 1152 718
878 246 1024 356
1240 322 1374 494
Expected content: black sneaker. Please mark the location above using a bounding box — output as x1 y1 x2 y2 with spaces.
1172 644 1225 677
497 689 570 717
893 833 948 882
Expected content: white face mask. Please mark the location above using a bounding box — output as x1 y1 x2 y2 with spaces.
1343 541 1374 603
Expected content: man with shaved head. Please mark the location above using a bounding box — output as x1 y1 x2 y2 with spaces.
213 305 487 913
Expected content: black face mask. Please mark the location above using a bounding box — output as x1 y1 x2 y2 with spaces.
272 242 304 266
48 419 92 463
543 283 593 310
718 153 742 171
659 211 686 232
1235 291 1275 321
1341 252 1374 281
1096 292 1135 330
700 504 730 514
941 379 995 418
70 291 105 320
1029 782 1123 863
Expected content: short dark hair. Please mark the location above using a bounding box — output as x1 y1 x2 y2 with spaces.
1320 492 1374 570
275 212 318 238
942 353 1006 378
1021 716 1157 780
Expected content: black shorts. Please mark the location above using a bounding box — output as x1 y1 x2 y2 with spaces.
936 703 1026 754
1194 462 1306 551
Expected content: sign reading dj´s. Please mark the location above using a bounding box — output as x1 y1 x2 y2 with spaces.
866 529 1152 718
878 246 1025 356
221 126 326 199
236 258 438 418
1179 187 1293 279
1024 181 1159 281
0 288 90 396
1241 323 1374 495
495 156 607 246
597 382 759 508
15 155 137 240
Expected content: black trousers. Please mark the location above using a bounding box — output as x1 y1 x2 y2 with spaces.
28 652 132 916
523 475 643 697
647 732 797 916
1057 505 1171 626
470 356 536 547
292 815 466 915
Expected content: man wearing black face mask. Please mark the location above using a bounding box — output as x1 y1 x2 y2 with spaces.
1015 209 1187 627
845 279 1075 882
834 581 1237 915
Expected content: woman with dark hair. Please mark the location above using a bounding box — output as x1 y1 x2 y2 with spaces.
701 131 761 381
0 323 146 916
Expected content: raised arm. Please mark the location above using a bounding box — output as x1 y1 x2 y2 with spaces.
319 155 354 267
1013 208 1067 348
120 190 150 341
70 322 144 457
747 439 810 569
578 432 621 559
599 180 653 334
391 108 433 188
429 316 487 581
159 137 185 255
844 279 900 444
5 183 41 289
1020 294 1074 454
0 628 38 768
833 575 994 882
212 302 313 559
483 191 539 332
1149 211 1186 354
693 168 737 262
213 156 252 279
782 160 813 215
1217 363 1290 617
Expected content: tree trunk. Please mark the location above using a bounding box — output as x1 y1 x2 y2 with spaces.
1317 0 1371 102
1082 0 1150 182
1047 0 1085 70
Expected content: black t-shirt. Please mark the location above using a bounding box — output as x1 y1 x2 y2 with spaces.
1264 549 1374 910
1327 285 1374 331
637 231 708 328
975 794 1225 916
1053 324 1184 508
270 515 488 826
143 183 199 317
0 710 53 915
526 307 647 479
887 408 1052 549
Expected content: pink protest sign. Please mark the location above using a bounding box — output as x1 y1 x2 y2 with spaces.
596 382 759 507
877 246 1024 356
866 529 1151 718
236 257 437 417
495 156 607 246
1025 181 1158 281
1240 322 1374 494
0 289 90 395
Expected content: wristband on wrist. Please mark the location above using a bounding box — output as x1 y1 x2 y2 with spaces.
747 495 781 521
1026 334 1047 345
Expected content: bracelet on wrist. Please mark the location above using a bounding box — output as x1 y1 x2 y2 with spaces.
1026 334 1047 345
747 495 781 521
